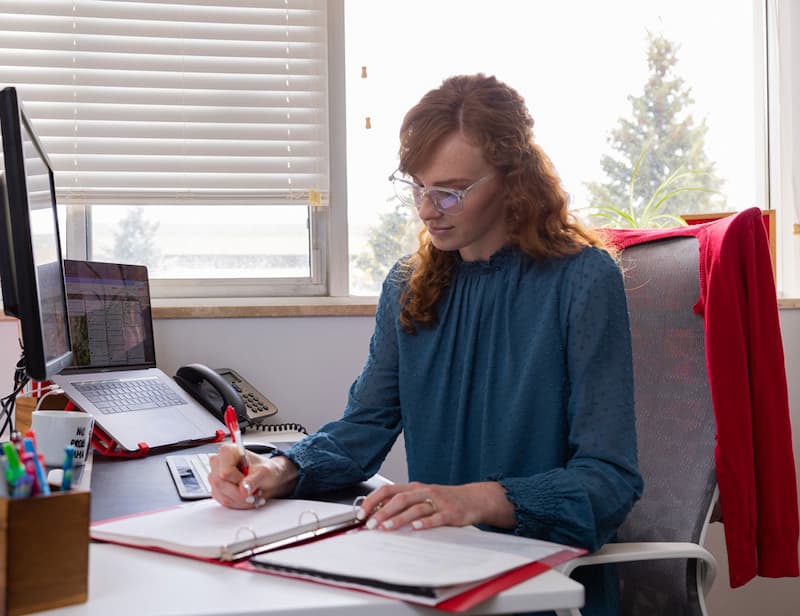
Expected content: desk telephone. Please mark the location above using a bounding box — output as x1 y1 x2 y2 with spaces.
169 364 307 500
173 363 301 432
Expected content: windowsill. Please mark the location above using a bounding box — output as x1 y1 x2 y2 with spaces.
151 296 379 319
1 296 797 322
147 295 800 318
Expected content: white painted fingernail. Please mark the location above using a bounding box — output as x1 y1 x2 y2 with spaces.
382 519 394 529
255 498 266 508
245 495 255 504
412 520 423 530
356 507 366 520
366 517 378 529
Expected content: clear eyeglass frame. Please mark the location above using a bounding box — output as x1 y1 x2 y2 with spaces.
388 169 493 216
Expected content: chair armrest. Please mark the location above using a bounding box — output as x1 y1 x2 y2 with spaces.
556 541 717 594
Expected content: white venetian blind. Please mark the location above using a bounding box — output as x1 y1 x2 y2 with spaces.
0 0 329 207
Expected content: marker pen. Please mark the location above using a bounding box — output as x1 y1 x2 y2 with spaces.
11 474 33 498
2 441 25 486
22 437 50 495
21 450 40 495
224 405 249 476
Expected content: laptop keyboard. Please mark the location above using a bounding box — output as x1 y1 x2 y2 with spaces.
73 377 187 414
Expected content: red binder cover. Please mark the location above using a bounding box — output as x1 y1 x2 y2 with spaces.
436 549 582 612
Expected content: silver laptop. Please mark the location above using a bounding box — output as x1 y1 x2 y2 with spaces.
52 260 226 452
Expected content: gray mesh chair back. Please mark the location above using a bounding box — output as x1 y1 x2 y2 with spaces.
614 236 718 615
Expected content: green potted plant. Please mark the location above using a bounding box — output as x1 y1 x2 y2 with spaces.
583 144 719 229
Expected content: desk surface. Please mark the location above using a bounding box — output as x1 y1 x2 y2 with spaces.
38 439 584 615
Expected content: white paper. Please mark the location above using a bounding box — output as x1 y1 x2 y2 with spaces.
91 498 357 559
253 525 567 587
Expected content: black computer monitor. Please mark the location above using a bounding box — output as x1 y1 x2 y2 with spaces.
0 86 73 381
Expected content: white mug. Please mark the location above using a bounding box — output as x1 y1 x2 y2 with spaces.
30 410 95 466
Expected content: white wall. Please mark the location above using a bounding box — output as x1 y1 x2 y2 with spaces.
0 310 797 613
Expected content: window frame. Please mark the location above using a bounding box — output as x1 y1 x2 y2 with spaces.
767 0 800 298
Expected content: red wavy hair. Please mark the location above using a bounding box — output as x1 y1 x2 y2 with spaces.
397 74 605 333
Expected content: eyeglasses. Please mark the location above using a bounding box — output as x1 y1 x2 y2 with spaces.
388 169 493 216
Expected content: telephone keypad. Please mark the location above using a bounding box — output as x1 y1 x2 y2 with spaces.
215 368 279 420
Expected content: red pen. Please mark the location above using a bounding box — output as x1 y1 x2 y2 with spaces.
224 405 249 476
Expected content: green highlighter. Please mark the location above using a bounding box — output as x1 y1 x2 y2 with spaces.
2 441 26 487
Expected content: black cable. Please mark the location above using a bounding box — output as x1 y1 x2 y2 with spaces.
0 342 30 439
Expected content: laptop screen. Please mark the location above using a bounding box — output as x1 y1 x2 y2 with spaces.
61 260 156 372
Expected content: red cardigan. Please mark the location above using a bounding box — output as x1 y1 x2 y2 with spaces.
603 207 799 587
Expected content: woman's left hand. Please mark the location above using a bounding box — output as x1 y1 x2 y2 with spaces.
356 481 516 531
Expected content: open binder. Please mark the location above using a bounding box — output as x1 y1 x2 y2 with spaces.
90 497 585 612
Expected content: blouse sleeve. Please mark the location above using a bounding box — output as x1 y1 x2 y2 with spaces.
280 267 404 496
497 250 643 551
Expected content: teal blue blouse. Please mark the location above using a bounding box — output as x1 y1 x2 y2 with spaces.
283 245 642 616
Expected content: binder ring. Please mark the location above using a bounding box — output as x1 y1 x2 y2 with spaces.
234 525 257 542
298 510 321 531
222 526 258 560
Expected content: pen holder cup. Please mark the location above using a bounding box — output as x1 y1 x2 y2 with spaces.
0 490 90 615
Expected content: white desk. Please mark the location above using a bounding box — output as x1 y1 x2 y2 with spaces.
37 542 584 615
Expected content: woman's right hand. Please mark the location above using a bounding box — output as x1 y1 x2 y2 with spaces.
208 444 299 509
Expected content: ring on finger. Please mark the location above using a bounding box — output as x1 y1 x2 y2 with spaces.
423 497 436 512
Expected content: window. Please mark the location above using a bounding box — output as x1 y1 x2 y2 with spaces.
0 0 330 298
344 0 797 298
1 1 797 302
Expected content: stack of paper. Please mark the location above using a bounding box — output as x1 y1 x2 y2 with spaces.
245 525 584 608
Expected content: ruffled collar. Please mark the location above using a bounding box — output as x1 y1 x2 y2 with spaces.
455 245 518 274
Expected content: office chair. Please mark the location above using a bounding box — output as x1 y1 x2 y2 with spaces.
556 235 719 616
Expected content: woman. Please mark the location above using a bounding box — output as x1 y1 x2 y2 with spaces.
209 74 642 616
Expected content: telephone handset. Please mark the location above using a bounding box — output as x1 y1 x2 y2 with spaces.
174 363 284 431
174 363 250 428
